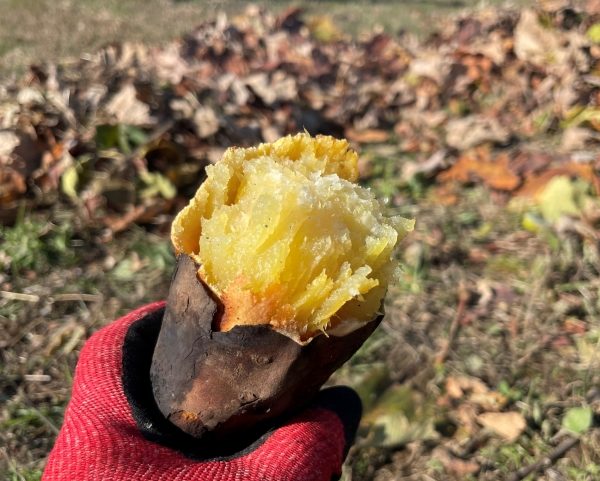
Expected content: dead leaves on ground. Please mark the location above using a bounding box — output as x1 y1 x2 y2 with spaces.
439 148 521 191
477 412 527 442
442 375 526 443
2 4 600 480
1 2 600 234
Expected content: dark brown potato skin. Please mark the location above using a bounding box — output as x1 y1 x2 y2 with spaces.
150 255 382 440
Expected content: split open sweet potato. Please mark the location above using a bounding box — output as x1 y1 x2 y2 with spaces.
150 133 413 439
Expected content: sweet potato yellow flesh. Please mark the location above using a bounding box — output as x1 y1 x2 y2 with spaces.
171 133 413 338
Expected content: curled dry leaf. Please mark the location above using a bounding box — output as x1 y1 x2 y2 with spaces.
193 106 220 138
514 10 567 68
439 150 520 191
345 128 390 144
1 2 598 230
445 116 510 151
477 411 526 442
516 163 600 198
105 83 151 126
445 375 489 399
0 130 20 157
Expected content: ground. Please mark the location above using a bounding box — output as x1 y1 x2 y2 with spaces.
0 0 532 77
1 1 600 481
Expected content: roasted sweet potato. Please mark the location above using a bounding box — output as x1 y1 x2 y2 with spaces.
150 134 412 439
150 255 381 439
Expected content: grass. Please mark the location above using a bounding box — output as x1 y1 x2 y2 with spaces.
1 1 599 480
0 0 535 78
0 215 174 479
2 147 599 480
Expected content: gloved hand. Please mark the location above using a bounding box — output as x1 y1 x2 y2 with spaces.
42 302 362 481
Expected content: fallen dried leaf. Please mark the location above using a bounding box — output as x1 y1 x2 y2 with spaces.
477 411 526 442
536 176 583 222
0 130 20 156
443 457 480 476
560 127 600 151
514 9 567 68
345 128 390 144
446 376 466 399
0 2 598 235
193 106 220 138
106 83 151 125
439 150 520 191
445 116 510 150
563 317 587 335
469 391 508 411
516 163 600 198
308 15 342 43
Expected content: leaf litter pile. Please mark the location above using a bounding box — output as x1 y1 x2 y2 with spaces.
2 2 600 479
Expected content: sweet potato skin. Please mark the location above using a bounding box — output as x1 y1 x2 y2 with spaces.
150 255 382 439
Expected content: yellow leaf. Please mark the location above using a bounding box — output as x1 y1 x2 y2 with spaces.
308 15 342 43
536 176 580 222
587 23 600 44
61 164 79 201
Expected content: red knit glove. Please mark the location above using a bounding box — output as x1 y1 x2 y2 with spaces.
43 302 362 481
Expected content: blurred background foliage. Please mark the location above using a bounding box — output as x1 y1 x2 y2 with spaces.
2 1 600 480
